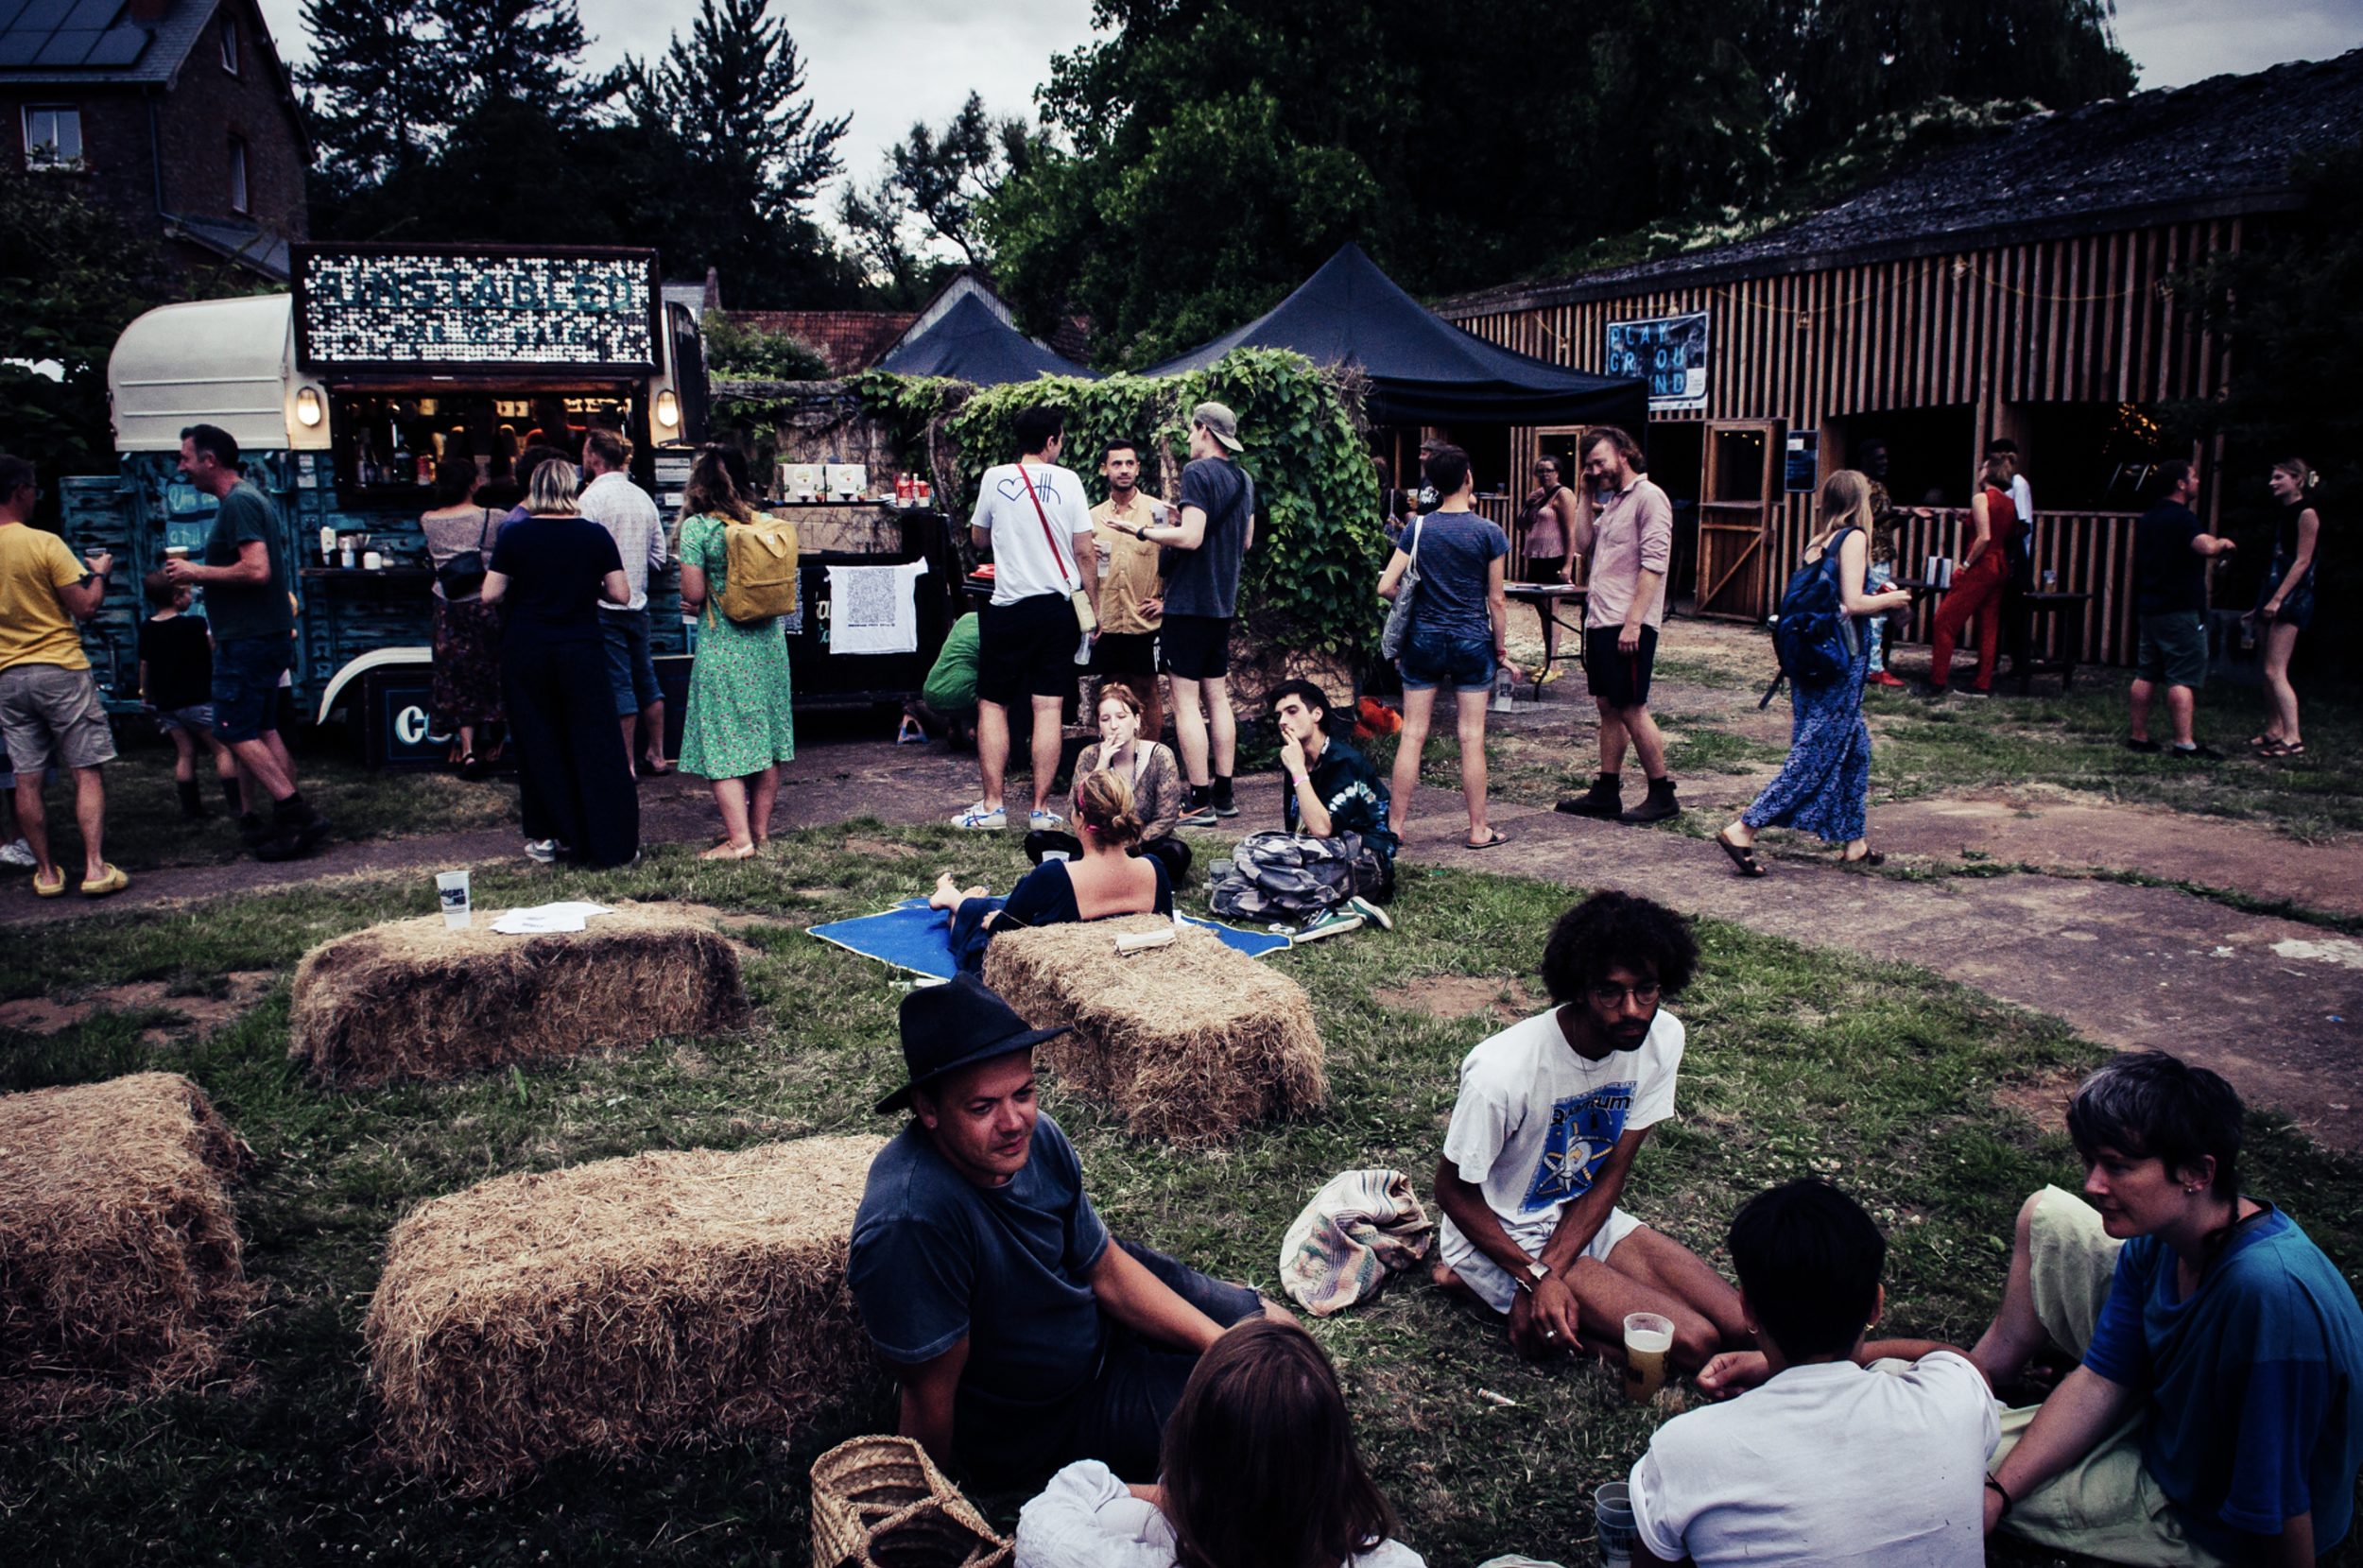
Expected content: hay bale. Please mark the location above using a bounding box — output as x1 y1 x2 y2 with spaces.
289 905 751 1086
983 916 1326 1144
0 1072 253 1426
367 1134 888 1493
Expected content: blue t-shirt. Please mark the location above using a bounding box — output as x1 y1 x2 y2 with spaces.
1164 457 1253 618
2082 1202 2363 1554
2134 501 2206 616
1401 510 1509 643
847 1113 1113 1473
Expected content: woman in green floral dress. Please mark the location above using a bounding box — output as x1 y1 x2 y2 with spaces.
676 446 795 859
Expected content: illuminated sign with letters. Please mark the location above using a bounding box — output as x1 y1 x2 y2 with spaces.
293 245 660 373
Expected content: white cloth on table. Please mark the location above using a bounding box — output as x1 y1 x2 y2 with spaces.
1013 1460 1427 1568
491 901 615 934
827 560 930 655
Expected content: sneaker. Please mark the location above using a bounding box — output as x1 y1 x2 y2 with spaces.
1177 804 1220 829
1556 777 1624 818
950 801 1007 830
1348 895 1393 932
1292 907 1366 944
1212 788 1241 819
1029 808 1066 829
2125 738 2162 754
524 837 561 863
0 837 33 868
254 818 333 863
2169 742 2225 761
1866 670 1907 688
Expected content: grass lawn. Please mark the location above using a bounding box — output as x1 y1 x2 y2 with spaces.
4 825 2360 1566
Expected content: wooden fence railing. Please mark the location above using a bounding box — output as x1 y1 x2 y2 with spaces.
1878 508 2147 668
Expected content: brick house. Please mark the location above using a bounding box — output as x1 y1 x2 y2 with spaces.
0 0 308 282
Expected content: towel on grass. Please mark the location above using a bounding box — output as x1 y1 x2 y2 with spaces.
1279 1168 1435 1317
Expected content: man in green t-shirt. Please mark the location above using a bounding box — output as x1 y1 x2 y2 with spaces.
906 611 979 748
162 424 329 862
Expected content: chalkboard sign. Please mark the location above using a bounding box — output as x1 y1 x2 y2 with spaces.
293 244 660 373
1606 313 1709 412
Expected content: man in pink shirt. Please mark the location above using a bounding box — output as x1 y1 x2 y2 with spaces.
1559 427 1681 824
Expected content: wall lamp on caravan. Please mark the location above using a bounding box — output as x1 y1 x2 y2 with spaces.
295 386 323 426
654 388 681 431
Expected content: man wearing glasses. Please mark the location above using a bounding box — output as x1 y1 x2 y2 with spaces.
1430 889 1748 1366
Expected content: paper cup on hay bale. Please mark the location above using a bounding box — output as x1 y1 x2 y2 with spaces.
809 1434 1012 1568
982 915 1326 1144
0 1072 253 1426
366 1134 887 1493
288 905 751 1086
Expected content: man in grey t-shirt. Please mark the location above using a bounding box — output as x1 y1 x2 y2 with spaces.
1131 403 1254 823
577 427 669 776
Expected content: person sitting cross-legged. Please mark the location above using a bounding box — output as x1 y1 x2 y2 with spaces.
1972 1050 2363 1566
848 975 1287 1488
1431 889 1749 1367
930 768 1172 975
1630 1180 2000 1567
1267 678 1397 941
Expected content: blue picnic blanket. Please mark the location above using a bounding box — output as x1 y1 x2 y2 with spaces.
809 898 1290 979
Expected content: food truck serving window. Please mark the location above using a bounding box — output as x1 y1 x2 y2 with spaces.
331 388 638 500
292 244 662 374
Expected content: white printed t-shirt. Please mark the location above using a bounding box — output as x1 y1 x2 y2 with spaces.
973 461 1094 606
1630 1353 2000 1568
1436 1006 1682 1311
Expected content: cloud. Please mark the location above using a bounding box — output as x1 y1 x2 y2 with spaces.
2111 0 2363 87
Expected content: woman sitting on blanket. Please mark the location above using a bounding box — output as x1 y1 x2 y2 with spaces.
1013 1317 1423 1568
934 768 1173 974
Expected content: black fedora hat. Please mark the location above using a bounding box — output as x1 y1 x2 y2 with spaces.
875 974 1070 1113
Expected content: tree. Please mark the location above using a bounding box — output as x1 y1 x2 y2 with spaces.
296 0 440 193
839 93 1036 301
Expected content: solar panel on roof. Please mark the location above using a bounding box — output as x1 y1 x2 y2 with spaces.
82 22 142 63
61 0 118 29
0 33 44 63
0 2 34 36
33 28 100 64
11 0 78 33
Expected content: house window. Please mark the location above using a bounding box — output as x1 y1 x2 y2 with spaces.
228 136 249 213
24 106 82 170
219 14 238 75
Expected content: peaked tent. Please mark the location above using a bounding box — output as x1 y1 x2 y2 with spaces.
1146 243 1644 427
876 292 1097 385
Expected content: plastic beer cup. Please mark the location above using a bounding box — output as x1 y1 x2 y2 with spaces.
1623 1311 1674 1403
1595 1479 1638 1566
436 870 471 930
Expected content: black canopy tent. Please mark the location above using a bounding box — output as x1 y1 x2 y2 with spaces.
1144 243 1645 428
876 291 1097 385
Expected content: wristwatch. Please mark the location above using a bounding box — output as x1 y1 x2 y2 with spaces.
1514 1260 1551 1293
1132 522 1151 541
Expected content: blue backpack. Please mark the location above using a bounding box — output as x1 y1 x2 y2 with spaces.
1773 526 1862 687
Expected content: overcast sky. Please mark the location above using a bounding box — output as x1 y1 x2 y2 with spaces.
252 0 2362 250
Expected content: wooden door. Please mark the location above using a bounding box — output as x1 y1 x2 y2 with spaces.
1695 421 1780 620
1517 425 1595 583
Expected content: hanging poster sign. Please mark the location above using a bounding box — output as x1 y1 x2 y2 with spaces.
1785 430 1820 491
292 244 660 373
1606 313 1709 412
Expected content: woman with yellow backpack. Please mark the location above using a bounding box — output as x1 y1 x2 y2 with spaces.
676 444 798 859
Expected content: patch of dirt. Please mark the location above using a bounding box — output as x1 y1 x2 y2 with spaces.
1992 1068 2085 1137
842 837 919 859
0 970 277 1037
1376 975 1541 1023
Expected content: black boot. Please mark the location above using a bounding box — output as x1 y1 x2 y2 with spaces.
1619 775 1682 824
177 779 209 819
236 810 273 849
219 777 244 816
254 792 333 862
1556 773 1623 818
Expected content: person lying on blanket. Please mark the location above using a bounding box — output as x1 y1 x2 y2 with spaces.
930 768 1172 974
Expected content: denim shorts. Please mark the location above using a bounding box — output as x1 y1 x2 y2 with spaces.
1398 629 1495 692
601 608 662 716
210 635 289 744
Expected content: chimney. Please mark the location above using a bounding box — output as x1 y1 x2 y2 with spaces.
126 0 171 22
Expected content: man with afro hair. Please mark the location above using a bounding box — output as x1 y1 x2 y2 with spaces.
1432 889 1748 1367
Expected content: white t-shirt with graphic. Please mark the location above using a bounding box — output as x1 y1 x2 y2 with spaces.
1630 1353 1999 1568
1440 1005 1682 1229
973 461 1094 606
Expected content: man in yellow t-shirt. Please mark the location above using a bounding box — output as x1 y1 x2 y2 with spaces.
0 455 125 897
1088 438 1167 740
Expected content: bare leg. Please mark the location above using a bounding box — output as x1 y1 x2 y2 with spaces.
2165 685 2196 748
15 775 52 881
1390 685 1438 834
2129 678 2155 744
261 726 299 795
1588 1226 1749 1367
1597 698 1630 773
1617 703 1669 779
975 698 1011 811
72 766 106 881
619 715 640 778
1204 675 1236 780
642 698 666 770
1170 674 1210 786
1455 685 1492 841
1128 674 1164 749
228 734 295 804
704 777 754 856
1028 693 1064 817
1970 1190 2054 1387
458 723 477 759
2262 623 2302 745
929 871 992 913
748 764 780 845
168 728 198 784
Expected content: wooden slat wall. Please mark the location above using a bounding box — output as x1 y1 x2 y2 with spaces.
1445 219 2240 652
1879 508 2145 667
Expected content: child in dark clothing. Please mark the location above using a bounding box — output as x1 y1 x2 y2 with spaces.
139 572 240 819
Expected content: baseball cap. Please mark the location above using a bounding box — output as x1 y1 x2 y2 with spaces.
1192 402 1244 453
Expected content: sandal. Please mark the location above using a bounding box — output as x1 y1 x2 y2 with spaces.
2245 733 2283 750
2260 740 2306 759
1715 829 1766 877
1466 830 1510 851
1842 847 1887 867
699 841 758 861
31 867 65 898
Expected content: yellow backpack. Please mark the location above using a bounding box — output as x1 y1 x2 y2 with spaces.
716 510 800 625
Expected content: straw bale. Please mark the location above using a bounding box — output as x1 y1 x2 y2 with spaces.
0 1072 253 1426
983 916 1326 1144
367 1133 888 1493
289 905 751 1086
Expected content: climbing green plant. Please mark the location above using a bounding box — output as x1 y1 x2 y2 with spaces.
849 349 1384 656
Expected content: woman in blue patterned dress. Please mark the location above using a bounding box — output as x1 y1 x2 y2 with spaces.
676 446 795 859
1715 470 1914 875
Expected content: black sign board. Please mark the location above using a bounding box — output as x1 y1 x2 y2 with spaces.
1606 313 1710 412
293 244 661 374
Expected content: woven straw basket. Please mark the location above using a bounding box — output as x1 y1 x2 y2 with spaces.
809 1435 1013 1568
